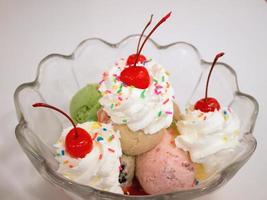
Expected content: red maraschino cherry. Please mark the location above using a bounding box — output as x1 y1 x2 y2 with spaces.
120 66 150 89
32 103 93 158
126 54 147 67
120 12 172 89
194 52 225 113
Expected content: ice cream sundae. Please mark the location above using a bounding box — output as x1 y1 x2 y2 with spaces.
31 13 245 196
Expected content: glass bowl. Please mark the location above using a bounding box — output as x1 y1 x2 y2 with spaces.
14 35 258 200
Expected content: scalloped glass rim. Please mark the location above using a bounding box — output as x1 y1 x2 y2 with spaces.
14 35 259 200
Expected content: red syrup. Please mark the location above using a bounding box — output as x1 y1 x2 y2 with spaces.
123 177 148 196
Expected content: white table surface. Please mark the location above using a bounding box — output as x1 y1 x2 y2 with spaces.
1 0 267 199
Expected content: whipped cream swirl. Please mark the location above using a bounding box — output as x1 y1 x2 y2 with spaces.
54 122 123 194
175 107 241 173
98 58 175 134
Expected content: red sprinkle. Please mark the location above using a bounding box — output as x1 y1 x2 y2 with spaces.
165 111 173 115
99 79 104 85
92 133 98 140
123 177 148 195
108 148 115 153
154 89 161 95
156 85 163 89
163 98 169 105
98 154 103 160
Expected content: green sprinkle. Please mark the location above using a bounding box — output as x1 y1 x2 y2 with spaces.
153 78 158 83
158 111 162 117
108 135 114 142
140 90 146 99
97 136 104 142
161 76 165 82
110 104 114 109
117 84 123 93
122 119 127 123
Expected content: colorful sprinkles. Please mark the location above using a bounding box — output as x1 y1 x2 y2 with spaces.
140 90 146 99
92 132 98 140
108 148 115 153
117 84 123 93
97 136 104 142
163 98 169 105
108 134 115 142
99 79 104 85
165 111 173 115
223 110 229 121
144 58 152 64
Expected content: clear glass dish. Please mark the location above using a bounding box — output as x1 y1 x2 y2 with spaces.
14 35 258 200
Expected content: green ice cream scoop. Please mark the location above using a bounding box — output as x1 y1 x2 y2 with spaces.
70 84 102 124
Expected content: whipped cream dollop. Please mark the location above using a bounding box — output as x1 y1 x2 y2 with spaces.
175 106 242 173
54 122 123 194
98 58 175 134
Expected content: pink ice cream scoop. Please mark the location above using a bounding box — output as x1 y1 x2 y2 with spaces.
135 129 195 195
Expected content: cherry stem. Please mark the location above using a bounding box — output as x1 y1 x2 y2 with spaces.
134 11 172 67
32 103 79 138
134 14 153 66
205 52 225 100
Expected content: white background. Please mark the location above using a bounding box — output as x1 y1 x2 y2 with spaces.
0 0 267 199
